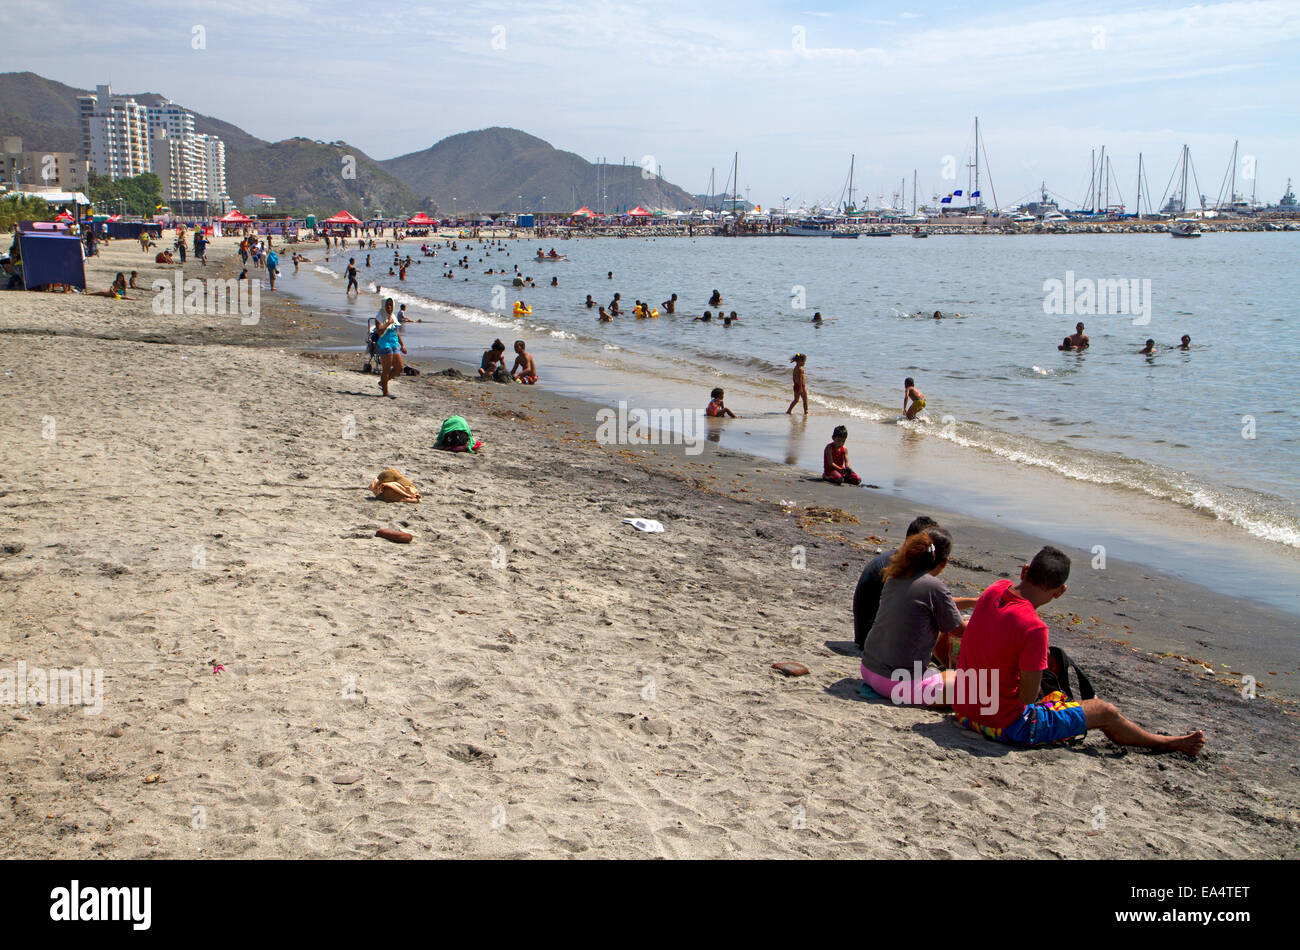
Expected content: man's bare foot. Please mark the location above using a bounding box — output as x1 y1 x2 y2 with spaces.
1165 730 1206 756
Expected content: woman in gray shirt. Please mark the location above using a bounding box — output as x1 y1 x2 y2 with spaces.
860 526 971 705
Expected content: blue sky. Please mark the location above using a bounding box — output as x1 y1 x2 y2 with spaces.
7 0 1299 208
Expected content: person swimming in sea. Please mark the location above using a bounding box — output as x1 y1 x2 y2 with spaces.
724 310 738 327
1139 339 1156 355
694 310 712 322
812 311 823 326
585 294 595 309
786 353 809 415
598 306 612 322
1179 334 1191 350
904 377 926 419
708 289 722 307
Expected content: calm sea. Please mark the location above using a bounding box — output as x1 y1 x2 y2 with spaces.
295 231 1300 612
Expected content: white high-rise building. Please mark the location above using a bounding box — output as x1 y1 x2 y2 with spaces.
150 127 209 202
78 84 151 179
198 133 230 210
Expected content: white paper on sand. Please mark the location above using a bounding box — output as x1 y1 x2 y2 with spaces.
622 518 665 533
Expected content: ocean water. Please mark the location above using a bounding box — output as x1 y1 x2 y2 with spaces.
293 232 1299 611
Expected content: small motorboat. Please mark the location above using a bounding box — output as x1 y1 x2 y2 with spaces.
1170 220 1202 238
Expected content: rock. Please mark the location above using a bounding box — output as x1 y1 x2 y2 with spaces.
332 772 363 785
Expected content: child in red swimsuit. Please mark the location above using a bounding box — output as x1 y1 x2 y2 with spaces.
823 425 861 485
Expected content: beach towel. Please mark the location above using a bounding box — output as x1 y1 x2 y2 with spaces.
369 467 421 502
436 415 479 453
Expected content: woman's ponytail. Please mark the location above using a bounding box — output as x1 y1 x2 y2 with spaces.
883 527 953 581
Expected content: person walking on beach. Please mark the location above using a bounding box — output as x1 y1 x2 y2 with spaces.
786 353 809 415
266 248 279 290
374 298 406 398
904 377 926 419
345 258 359 295
953 546 1206 755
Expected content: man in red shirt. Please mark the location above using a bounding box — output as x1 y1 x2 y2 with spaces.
953 546 1205 754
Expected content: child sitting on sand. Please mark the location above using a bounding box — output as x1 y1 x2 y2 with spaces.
904 377 926 419
511 339 538 384
822 425 860 485
786 354 809 415
707 387 736 418
479 339 509 377
953 546 1206 755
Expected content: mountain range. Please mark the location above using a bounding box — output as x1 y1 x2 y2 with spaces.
0 72 698 215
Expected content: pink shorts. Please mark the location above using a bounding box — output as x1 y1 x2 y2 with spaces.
861 663 948 706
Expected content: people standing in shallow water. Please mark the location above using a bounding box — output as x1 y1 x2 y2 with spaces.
1067 322 1089 349
904 377 926 419
662 293 677 314
708 289 722 307
786 353 809 415
585 294 595 309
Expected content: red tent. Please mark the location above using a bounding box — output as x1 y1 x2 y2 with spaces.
219 210 254 223
627 206 653 217
324 210 364 225
572 206 595 217
54 211 74 222
405 212 436 226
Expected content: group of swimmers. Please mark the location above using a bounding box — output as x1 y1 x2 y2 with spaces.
850 518 1205 754
1058 321 1193 354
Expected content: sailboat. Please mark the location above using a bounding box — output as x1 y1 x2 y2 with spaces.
787 156 858 237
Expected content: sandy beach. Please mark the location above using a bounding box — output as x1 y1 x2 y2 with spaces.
0 236 1296 859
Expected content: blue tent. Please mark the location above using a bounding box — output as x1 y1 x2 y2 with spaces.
18 231 86 291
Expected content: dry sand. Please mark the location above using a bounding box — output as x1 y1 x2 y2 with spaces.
0 236 1296 858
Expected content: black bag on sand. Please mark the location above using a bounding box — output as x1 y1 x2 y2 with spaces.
1039 645 1095 702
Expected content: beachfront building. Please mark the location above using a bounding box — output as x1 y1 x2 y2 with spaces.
201 135 231 212
243 193 277 208
149 101 230 211
78 84 151 180
0 136 87 193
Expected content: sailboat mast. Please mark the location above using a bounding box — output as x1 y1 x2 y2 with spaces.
912 169 917 215
733 152 738 213
1136 153 1143 216
973 117 980 210
849 154 855 212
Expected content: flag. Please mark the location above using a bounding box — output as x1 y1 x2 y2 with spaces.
954 190 963 197
971 190 981 198
941 195 952 204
